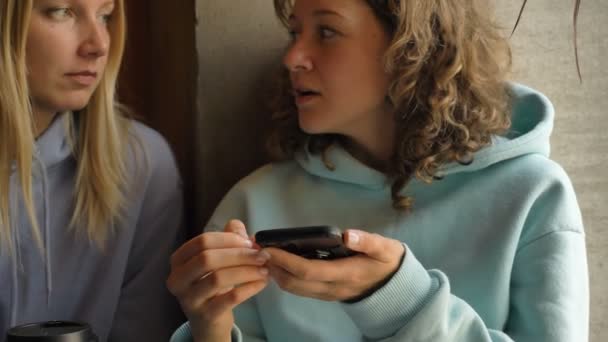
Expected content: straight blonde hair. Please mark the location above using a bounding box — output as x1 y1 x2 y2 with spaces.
0 0 133 254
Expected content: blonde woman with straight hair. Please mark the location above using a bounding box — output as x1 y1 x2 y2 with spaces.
0 0 184 340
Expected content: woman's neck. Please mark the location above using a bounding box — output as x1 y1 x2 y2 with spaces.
340 130 394 172
339 104 396 172
33 109 58 138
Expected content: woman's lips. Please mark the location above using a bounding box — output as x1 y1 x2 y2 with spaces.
293 89 321 107
65 71 98 86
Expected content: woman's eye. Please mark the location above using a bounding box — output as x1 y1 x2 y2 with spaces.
319 27 337 39
288 29 300 41
47 8 73 20
100 13 113 25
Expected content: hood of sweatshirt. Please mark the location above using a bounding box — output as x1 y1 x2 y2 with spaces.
296 83 554 188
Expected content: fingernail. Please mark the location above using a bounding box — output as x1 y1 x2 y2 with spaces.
256 250 271 263
348 231 360 245
229 219 249 239
259 267 269 275
242 238 253 248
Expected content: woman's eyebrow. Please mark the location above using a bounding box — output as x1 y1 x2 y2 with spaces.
312 9 345 19
289 8 346 21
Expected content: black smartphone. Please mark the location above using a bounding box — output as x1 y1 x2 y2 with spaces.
255 225 356 260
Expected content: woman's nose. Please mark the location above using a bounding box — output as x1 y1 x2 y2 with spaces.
283 37 313 73
78 20 109 59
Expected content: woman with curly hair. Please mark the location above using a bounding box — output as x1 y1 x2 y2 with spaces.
169 0 588 341
0 0 183 340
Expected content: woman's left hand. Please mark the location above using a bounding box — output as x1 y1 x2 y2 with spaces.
264 229 405 302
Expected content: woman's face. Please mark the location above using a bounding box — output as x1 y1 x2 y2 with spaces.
26 0 115 116
284 0 392 139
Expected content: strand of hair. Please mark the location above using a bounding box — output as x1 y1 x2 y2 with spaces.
510 0 528 37
511 0 582 83
573 0 582 83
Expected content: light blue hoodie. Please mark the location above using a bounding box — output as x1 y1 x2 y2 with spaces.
171 84 588 341
1 113 185 341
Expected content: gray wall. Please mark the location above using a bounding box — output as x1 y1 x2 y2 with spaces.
196 1 607 340
195 1 285 226
495 1 608 340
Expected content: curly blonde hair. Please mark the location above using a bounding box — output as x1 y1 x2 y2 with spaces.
268 0 513 210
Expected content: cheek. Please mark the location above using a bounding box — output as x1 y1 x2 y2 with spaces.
321 52 389 107
26 27 67 78
26 47 51 98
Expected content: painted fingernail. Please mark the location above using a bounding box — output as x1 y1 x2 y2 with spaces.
348 231 360 245
259 267 269 275
256 250 271 263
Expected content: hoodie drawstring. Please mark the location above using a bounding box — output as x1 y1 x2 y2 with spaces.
8 156 53 328
34 148 53 308
8 116 65 328
10 211 21 328
9 170 24 328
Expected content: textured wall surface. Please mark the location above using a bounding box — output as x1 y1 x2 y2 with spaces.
195 1 285 226
196 1 607 340
495 1 608 340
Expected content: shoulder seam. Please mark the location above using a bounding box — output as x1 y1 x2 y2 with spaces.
517 227 584 253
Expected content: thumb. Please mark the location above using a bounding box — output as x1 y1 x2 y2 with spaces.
224 219 249 239
344 229 404 263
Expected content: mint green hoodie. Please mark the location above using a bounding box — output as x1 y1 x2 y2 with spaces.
172 84 588 341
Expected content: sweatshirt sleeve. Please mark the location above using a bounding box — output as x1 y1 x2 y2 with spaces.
169 322 266 342
108 128 186 341
340 228 588 341
342 159 589 342
168 229 587 342
169 179 270 342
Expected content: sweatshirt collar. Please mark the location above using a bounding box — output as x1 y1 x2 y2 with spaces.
34 112 73 170
294 83 553 185
295 144 389 190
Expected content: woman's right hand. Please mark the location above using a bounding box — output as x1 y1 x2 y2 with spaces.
167 219 270 342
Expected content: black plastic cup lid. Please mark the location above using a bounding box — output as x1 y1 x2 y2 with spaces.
7 321 97 342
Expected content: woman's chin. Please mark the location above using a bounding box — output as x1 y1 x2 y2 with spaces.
298 117 329 135
59 99 94 113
